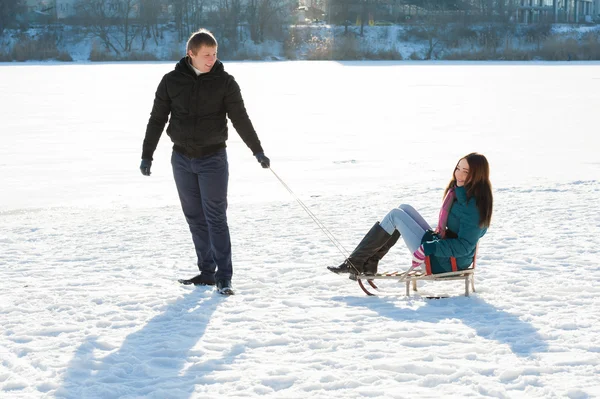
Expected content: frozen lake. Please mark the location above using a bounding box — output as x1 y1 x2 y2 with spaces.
1 61 599 398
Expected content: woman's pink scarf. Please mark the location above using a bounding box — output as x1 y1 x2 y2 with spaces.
435 187 456 239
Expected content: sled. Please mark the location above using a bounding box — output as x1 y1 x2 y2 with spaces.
354 246 478 297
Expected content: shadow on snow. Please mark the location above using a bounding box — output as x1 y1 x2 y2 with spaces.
336 294 548 358
57 289 240 399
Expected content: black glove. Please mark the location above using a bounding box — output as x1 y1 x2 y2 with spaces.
140 159 152 176
255 152 270 169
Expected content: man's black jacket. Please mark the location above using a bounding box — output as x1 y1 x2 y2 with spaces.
142 57 263 160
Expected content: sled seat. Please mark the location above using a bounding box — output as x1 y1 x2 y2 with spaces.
356 245 478 297
401 245 478 297
397 266 475 297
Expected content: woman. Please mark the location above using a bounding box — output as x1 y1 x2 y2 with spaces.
328 153 493 276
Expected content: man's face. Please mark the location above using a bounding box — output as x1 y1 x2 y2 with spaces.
188 45 217 73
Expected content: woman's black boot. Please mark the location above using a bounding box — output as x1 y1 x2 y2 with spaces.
327 222 391 275
363 229 401 275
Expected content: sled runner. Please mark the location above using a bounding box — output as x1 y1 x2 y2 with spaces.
353 247 478 297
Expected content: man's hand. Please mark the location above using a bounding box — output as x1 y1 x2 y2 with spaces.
255 153 270 169
140 159 152 176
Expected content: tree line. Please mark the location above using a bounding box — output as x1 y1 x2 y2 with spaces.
1 0 296 55
2 0 593 62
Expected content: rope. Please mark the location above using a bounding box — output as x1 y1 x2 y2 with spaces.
268 167 352 262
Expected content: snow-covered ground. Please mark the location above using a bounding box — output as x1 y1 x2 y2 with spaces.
1 61 599 398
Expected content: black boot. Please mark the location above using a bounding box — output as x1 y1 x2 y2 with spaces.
178 272 216 286
328 222 392 275
363 229 400 275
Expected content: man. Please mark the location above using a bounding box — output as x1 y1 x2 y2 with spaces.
140 29 270 295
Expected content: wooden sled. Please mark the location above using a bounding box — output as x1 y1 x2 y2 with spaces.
353 247 478 297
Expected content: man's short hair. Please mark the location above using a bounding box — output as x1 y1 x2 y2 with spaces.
186 29 218 54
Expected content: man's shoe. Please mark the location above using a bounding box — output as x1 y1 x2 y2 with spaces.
216 279 234 295
179 273 216 286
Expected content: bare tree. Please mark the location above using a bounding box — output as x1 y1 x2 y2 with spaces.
118 0 141 52
421 22 445 60
247 0 262 42
139 0 162 50
76 0 141 55
189 0 209 29
324 0 351 34
358 0 378 36
76 0 121 54
171 0 211 42
403 0 449 59
216 0 242 49
0 0 25 36
247 0 290 43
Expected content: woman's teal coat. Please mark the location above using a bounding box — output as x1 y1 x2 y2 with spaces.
421 186 487 274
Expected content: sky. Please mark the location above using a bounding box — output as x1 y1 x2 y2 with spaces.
1 60 599 398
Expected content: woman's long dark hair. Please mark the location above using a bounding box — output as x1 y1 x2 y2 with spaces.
443 153 493 228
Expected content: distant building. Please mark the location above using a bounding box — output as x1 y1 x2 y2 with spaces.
23 0 80 19
497 0 595 23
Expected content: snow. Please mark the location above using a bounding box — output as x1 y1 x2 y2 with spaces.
1 60 600 398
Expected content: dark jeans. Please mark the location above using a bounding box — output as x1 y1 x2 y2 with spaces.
171 149 232 281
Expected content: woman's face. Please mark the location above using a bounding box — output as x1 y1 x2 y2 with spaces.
455 158 470 187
